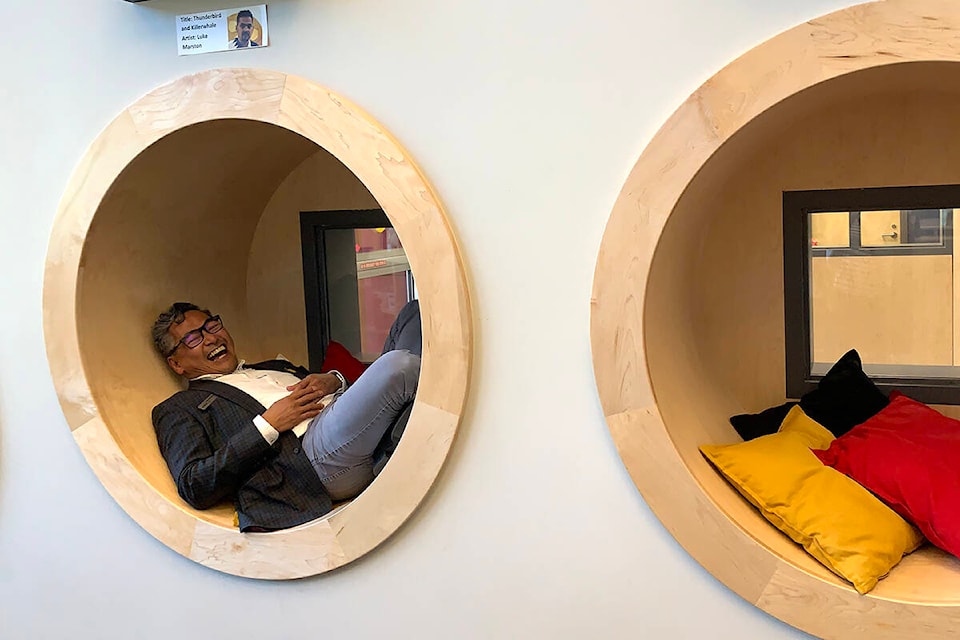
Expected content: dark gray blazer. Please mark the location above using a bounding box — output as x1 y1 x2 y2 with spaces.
152 360 333 532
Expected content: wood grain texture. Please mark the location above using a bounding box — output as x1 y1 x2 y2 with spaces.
44 69 472 579
245 150 380 366
278 76 472 415
44 109 149 430
592 1 960 637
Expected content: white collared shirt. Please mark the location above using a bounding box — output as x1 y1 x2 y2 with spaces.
196 359 339 444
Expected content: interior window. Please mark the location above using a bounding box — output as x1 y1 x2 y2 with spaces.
784 186 960 403
301 209 415 370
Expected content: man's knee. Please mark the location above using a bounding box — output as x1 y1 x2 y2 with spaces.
375 349 420 395
382 300 422 356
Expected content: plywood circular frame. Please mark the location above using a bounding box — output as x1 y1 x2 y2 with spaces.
44 69 472 579
592 1 960 637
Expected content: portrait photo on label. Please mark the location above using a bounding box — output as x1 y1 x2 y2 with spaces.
176 4 269 56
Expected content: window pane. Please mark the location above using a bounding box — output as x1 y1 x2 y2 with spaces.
324 227 414 362
809 211 850 248
902 209 944 245
324 228 364 356
859 210 901 247
808 210 954 378
355 228 413 361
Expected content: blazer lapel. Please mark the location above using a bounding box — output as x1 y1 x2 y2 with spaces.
188 378 266 415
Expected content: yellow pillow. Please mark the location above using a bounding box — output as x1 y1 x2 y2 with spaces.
701 406 923 594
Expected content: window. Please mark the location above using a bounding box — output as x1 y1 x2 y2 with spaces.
809 208 950 255
784 185 960 404
300 209 415 371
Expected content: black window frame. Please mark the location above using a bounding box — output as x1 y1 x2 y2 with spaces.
300 208 394 372
784 184 960 404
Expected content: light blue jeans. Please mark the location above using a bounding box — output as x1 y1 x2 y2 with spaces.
301 349 420 500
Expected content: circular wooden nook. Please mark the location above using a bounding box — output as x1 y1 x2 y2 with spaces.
44 69 472 579
592 1 960 637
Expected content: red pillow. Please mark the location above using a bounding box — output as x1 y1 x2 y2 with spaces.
320 340 368 384
814 391 960 556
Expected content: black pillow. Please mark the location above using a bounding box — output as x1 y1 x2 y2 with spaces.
729 401 798 441
728 349 888 440
799 348 888 437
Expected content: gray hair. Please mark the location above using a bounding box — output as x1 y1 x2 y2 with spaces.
151 302 211 357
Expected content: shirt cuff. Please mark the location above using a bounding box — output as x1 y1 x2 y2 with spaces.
253 414 280 445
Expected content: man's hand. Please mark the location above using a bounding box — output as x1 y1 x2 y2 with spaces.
286 373 342 397
261 385 329 433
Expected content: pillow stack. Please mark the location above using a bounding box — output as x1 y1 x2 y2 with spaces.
710 349 952 594
729 349 888 441
815 391 960 559
701 406 923 594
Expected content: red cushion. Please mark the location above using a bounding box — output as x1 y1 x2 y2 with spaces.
320 340 368 384
814 391 960 556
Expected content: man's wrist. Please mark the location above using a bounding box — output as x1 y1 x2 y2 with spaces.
327 369 347 394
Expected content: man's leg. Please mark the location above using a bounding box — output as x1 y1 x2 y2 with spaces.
301 349 420 500
381 299 421 356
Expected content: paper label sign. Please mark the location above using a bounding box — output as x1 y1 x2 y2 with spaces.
177 5 269 56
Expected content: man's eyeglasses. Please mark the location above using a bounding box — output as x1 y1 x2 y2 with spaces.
166 315 224 357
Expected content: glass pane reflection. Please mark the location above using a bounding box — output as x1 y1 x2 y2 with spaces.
808 208 954 378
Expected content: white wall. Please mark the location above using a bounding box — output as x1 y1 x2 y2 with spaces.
0 1 856 638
